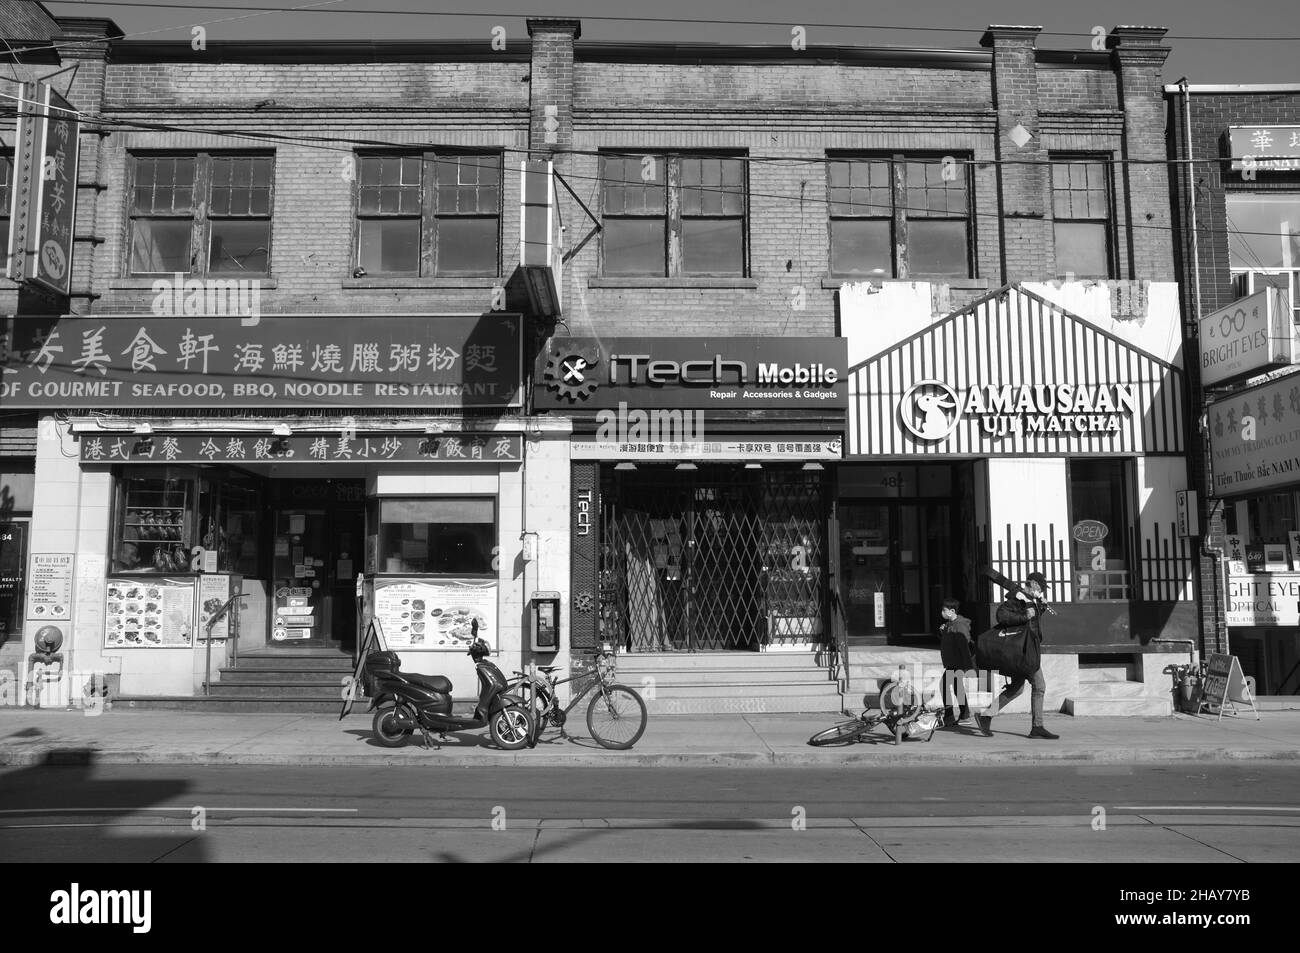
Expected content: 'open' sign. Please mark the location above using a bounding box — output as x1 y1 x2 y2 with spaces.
1072 520 1108 544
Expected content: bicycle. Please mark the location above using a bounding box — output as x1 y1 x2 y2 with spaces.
509 644 648 750
808 677 942 746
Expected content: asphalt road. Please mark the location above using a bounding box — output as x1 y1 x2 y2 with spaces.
2 763 1298 863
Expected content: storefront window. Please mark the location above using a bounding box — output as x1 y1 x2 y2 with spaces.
1225 491 1300 544
1069 459 1130 600
377 498 495 575
113 470 196 573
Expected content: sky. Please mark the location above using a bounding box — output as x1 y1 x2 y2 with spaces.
36 0 1300 85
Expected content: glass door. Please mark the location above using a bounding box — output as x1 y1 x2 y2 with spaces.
896 503 952 638
839 503 891 638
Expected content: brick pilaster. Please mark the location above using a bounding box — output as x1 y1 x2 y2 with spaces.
526 18 579 168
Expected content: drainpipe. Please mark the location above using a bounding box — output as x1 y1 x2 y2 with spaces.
1179 78 1227 657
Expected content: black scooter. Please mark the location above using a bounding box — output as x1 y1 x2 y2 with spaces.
365 634 533 750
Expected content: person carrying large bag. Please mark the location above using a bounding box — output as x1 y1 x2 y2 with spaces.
974 571 1060 740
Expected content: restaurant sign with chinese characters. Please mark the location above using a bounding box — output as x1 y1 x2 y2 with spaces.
1228 126 1300 172
0 313 522 409
80 432 523 465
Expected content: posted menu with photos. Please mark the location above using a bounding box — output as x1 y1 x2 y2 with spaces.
104 577 195 648
373 578 497 650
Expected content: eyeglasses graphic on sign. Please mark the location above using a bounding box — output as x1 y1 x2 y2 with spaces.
899 379 962 441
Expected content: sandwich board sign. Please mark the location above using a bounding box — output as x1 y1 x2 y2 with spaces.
1198 653 1260 721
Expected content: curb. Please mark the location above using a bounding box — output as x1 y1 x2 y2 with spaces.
3 745 1299 768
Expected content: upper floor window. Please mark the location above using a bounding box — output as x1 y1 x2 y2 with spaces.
828 155 971 279
355 152 501 276
601 153 747 276
129 153 273 275
1051 156 1113 278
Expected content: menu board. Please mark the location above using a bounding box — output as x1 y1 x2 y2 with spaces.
373 578 497 650
104 577 195 648
28 553 74 620
198 574 231 641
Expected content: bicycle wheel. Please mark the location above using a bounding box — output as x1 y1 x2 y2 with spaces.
586 684 648 750
808 717 873 746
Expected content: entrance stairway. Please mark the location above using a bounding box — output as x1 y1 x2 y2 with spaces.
614 652 843 715
1064 661 1172 717
844 646 945 713
116 650 355 713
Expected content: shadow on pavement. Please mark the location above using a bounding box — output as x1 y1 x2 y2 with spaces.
0 748 209 863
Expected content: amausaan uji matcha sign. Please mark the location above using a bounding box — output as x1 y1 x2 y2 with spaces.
1207 371 1300 497
0 313 522 409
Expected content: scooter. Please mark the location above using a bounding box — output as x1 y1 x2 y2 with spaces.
365 633 534 750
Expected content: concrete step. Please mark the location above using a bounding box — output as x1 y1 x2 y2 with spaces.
641 682 843 699
209 681 350 698
644 694 844 716
1073 679 1148 699
1063 696 1173 716
615 652 828 671
234 655 353 672
620 667 835 685
1078 665 1133 682
218 667 356 684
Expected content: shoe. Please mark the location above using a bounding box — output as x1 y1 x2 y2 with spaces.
975 715 993 737
958 710 971 723
942 715 958 728
1029 725 1059 740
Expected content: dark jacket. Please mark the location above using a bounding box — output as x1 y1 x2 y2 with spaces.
939 614 975 670
995 593 1044 645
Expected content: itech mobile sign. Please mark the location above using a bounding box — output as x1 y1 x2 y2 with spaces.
1198 289 1295 388
535 336 848 410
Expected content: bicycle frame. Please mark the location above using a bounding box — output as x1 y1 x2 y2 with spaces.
511 655 617 739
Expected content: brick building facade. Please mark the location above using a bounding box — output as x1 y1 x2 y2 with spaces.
0 10 1197 716
1168 82 1300 696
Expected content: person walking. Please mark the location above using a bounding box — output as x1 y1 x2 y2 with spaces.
938 598 974 727
976 571 1060 739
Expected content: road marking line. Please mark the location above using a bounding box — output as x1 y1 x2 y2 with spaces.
0 807 359 815
1115 806 1300 812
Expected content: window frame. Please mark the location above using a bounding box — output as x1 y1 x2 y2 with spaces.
1049 153 1116 280
371 495 498 578
827 152 973 280
352 150 503 278
599 152 749 278
1065 457 1134 603
126 151 274 278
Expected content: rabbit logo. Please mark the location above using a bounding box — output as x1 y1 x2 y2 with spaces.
899 379 962 441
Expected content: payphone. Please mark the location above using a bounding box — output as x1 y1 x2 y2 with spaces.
530 591 560 652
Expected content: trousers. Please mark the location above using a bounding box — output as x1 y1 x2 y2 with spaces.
990 668 1047 727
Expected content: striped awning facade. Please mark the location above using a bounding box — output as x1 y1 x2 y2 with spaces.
847 286 1187 458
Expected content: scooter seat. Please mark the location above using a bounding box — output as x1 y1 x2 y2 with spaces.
404 673 452 693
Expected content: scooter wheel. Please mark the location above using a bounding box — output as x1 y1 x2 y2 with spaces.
373 705 412 748
490 705 534 751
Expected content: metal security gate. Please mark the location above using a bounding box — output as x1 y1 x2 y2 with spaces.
599 466 828 652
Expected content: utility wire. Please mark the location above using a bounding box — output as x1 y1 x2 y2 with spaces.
37 3 1300 43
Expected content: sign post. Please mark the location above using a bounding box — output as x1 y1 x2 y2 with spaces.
1198 652 1261 721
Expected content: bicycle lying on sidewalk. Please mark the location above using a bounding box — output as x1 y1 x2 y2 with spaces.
808 676 943 746
507 644 648 750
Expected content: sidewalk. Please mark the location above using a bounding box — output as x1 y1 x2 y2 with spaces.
2 706 1299 767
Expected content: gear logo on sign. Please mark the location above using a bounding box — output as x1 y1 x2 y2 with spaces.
544 347 600 402
899 379 962 441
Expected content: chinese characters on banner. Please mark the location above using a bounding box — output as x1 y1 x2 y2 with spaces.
79 432 524 465
4 83 79 294
0 314 523 409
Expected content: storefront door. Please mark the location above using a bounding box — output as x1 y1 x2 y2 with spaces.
602 466 827 651
270 505 364 650
839 502 953 641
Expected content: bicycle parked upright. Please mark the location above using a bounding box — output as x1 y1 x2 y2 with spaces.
508 643 648 750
